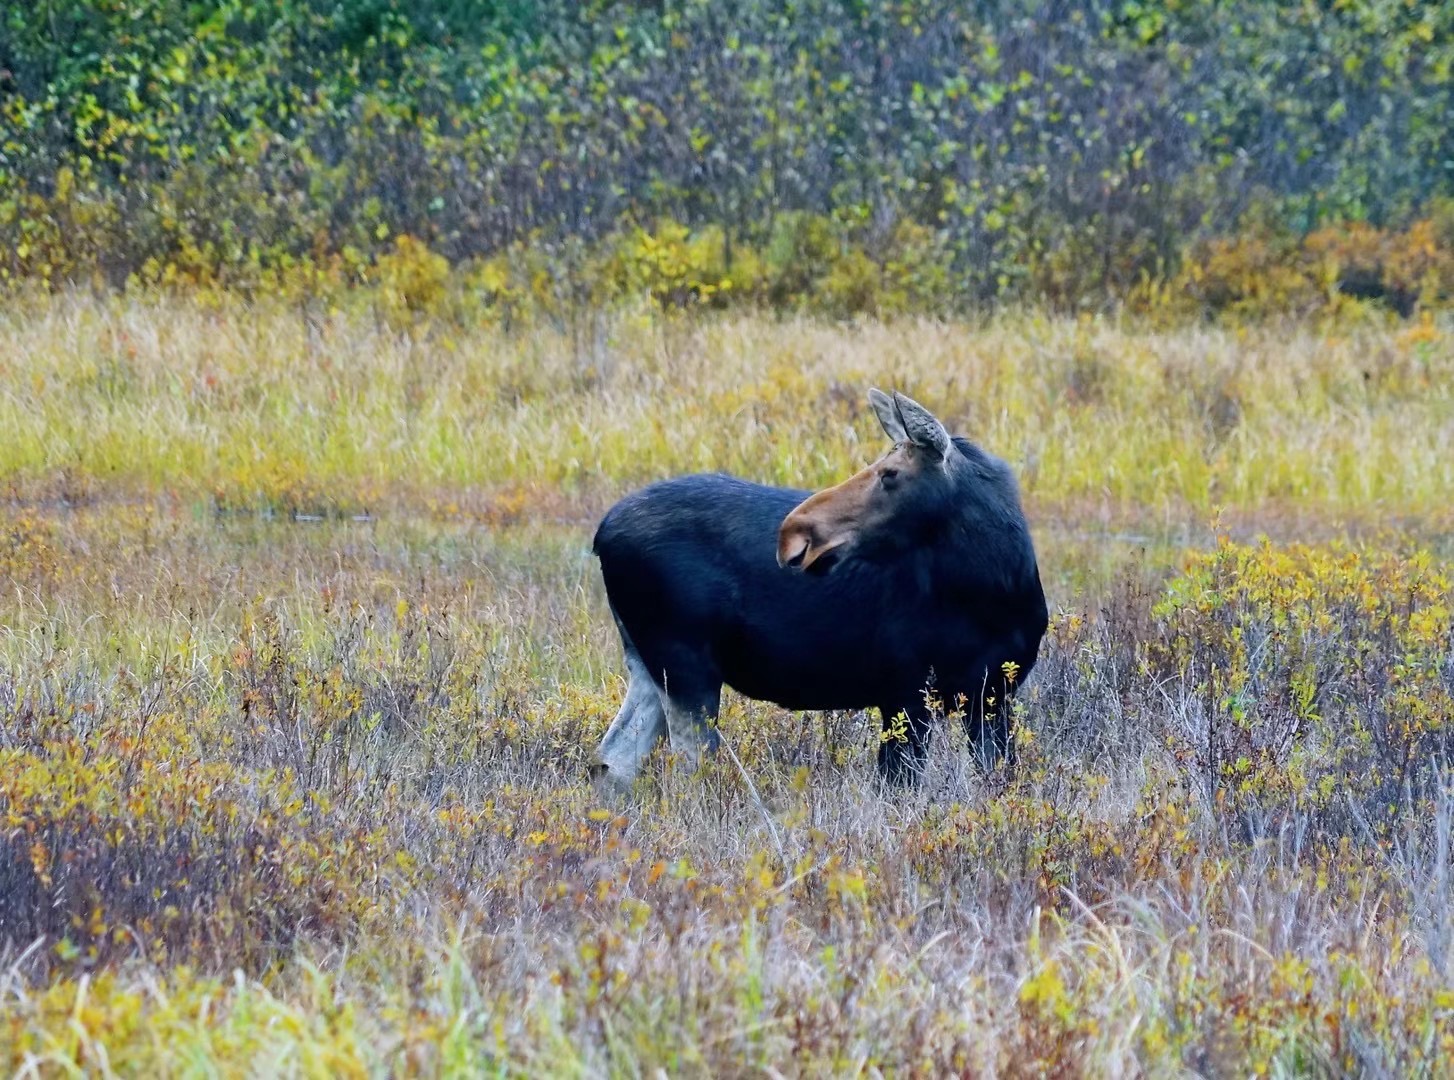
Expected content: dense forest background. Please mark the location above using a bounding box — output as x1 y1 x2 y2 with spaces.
3 0 1453 313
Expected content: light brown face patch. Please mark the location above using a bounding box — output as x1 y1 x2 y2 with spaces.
777 442 927 572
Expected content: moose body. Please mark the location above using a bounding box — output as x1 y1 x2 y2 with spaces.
594 390 1048 787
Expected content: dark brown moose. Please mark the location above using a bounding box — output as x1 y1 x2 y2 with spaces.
593 389 1048 787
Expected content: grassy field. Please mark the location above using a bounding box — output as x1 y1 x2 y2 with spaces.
2 295 1454 1075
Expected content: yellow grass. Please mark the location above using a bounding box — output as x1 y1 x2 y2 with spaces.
1 294 1450 524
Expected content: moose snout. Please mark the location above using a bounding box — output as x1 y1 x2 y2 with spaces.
778 508 851 573
777 519 813 569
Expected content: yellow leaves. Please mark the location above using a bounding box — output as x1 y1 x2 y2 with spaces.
1179 215 1454 320
1396 310 1442 351
29 840 52 887
53 938 82 963
1152 536 1453 815
619 897 652 933
473 257 511 296
880 710 910 744
604 218 742 310
745 858 777 895
2 722 405 973
1407 603 1451 646
671 857 697 881
1019 959 1071 1018
373 234 451 328
1161 539 1450 666
825 863 869 908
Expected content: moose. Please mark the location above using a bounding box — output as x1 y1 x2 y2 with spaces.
592 389 1048 788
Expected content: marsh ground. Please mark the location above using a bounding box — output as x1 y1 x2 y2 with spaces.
2 296 1453 1075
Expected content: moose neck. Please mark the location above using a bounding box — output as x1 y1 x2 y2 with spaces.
938 443 1040 600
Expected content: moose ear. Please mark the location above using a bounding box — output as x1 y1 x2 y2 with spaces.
892 391 952 460
868 387 908 444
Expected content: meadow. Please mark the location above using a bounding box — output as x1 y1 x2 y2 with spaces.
2 293 1454 1076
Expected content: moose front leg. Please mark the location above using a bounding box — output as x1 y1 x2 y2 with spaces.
876 699 933 787
957 678 1015 769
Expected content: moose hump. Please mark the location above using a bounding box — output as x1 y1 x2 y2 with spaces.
592 388 1048 788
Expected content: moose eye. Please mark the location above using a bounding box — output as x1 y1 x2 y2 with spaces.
879 468 900 489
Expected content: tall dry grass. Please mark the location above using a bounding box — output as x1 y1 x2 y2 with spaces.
1 294 1450 525
2 295 1453 1074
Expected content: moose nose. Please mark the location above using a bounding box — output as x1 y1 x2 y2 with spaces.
777 521 813 569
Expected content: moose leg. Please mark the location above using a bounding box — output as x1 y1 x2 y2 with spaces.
959 681 1015 769
876 700 933 787
596 646 667 785
661 675 722 771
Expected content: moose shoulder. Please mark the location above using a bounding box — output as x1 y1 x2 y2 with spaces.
593 389 1048 788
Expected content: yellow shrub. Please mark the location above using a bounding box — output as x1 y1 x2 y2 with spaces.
1178 230 1321 317
0 742 406 972
372 234 452 326
1382 219 1454 307
1154 538 1452 804
603 219 748 308
1184 217 1454 319
0 171 122 291
813 246 881 317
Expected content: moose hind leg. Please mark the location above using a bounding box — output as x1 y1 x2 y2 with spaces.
597 647 667 785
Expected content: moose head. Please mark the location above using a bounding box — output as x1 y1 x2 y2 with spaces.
777 389 957 574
